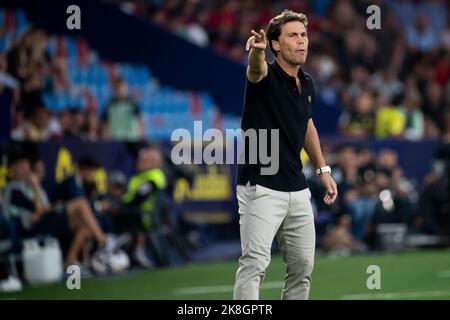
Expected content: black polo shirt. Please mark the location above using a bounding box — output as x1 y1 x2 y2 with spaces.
237 60 315 192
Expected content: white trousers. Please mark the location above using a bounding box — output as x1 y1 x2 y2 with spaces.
233 183 315 300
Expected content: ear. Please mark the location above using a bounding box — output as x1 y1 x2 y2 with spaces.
271 40 280 53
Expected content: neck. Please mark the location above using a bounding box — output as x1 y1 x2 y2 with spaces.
276 56 300 77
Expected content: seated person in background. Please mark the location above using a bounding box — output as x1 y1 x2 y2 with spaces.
2 152 108 268
321 215 362 256
121 145 167 267
55 156 100 203
66 157 110 234
52 156 120 272
92 170 140 240
92 171 128 235
92 170 159 266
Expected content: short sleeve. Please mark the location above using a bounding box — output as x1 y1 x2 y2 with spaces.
246 62 270 87
308 77 316 119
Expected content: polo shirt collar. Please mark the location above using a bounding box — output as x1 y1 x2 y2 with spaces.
273 59 307 84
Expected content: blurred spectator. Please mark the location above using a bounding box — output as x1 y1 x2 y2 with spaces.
91 170 128 235
442 108 450 143
0 54 17 139
356 145 376 171
370 172 413 228
417 0 448 33
366 149 416 243
339 90 376 138
376 149 404 182
388 0 416 30
405 13 439 52
92 169 163 267
321 215 360 256
343 64 371 103
375 103 406 139
433 51 450 87
7 29 50 114
94 170 128 226
0 54 19 90
122 145 167 267
370 67 404 104
2 1 450 141
81 111 101 141
440 20 450 50
101 77 144 141
399 87 425 140
346 170 378 242
416 142 450 236
184 12 210 47
14 104 52 141
49 57 70 92
1 152 107 268
51 107 85 141
424 115 441 139
423 81 445 131
331 144 358 196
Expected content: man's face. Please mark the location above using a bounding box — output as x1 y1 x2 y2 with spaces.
273 21 308 66
108 184 125 198
338 147 357 169
10 159 31 180
137 148 162 172
377 150 398 170
79 167 96 184
115 82 128 100
32 160 46 180
33 107 50 129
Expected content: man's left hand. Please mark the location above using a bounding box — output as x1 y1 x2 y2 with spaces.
319 173 338 205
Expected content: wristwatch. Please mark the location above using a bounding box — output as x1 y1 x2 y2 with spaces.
315 165 331 176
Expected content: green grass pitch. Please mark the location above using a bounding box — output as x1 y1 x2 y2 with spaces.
1 248 450 300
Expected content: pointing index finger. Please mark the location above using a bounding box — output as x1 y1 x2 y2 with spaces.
251 29 261 39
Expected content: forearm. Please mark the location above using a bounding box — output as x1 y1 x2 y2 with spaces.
101 123 110 139
139 117 145 137
304 120 326 169
248 48 266 76
31 187 48 214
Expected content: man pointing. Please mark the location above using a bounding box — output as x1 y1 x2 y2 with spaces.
234 10 338 300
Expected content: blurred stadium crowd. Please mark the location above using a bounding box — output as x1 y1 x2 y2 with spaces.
0 0 450 290
305 142 450 255
0 0 449 142
137 0 450 140
0 8 222 142
0 142 194 283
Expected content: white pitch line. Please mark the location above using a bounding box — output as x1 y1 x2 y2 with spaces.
174 281 283 295
341 290 450 300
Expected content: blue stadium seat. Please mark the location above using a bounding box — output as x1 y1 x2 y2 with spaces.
46 36 57 57
0 10 229 139
66 38 77 59
15 9 28 31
